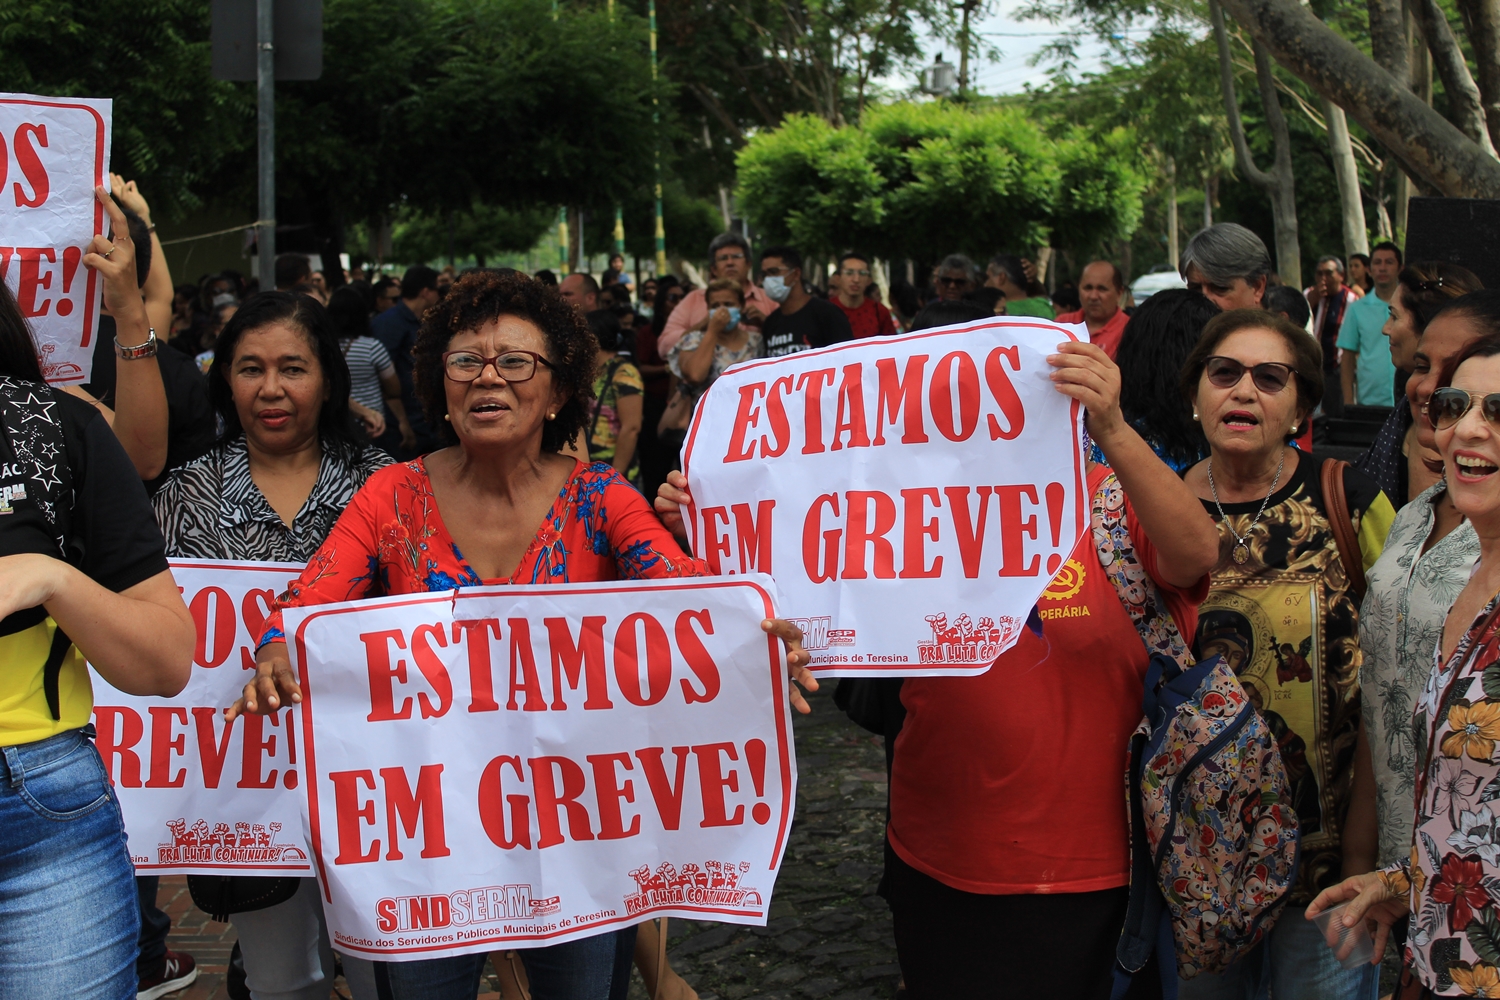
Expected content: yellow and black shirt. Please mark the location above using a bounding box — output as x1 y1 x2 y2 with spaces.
0 391 168 747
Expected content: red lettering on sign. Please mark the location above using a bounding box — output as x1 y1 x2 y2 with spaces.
454 618 501 713
12 124 48 208
873 355 929 445
722 383 765 462
478 755 532 849
192 707 235 789
899 487 943 579
93 706 144 787
361 629 412 721
145 706 188 788
380 764 450 860
693 742 743 827
636 746 692 830
731 500 774 575
613 613 672 707
544 616 611 710
529 756 595 848
587 752 640 839
802 493 841 582
15 247 55 318
675 609 720 704
506 618 546 711
984 345 1025 440
945 486 994 578
796 369 836 454
930 351 980 442
331 769 380 864
760 376 794 457
189 586 236 668
700 506 731 574
830 363 871 451
236 713 278 788
409 623 452 718
995 484 1041 576
843 491 897 580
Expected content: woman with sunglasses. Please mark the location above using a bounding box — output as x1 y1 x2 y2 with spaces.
1178 310 1395 1000
226 270 816 1000
1309 320 1500 997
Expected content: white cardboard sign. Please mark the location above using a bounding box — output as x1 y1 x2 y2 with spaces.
0 93 112 384
91 559 313 876
681 318 1090 677
287 576 795 960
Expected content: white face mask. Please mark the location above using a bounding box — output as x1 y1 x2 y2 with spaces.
762 275 792 303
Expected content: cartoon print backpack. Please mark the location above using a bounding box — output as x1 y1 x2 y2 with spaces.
1091 473 1300 995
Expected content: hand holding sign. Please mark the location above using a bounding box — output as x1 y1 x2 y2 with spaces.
81 186 144 324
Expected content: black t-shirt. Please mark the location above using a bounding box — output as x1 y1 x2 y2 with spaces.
762 296 855 358
0 392 169 637
84 316 216 494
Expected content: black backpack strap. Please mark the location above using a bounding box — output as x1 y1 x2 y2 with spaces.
42 625 72 720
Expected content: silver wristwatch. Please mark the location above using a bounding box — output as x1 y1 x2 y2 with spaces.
115 329 158 360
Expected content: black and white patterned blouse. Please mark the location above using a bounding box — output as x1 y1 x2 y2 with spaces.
151 436 392 561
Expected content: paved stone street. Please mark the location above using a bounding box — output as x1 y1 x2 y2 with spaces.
162 690 899 1000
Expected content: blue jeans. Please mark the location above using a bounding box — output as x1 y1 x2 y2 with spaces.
375 926 637 1000
1177 911 1381 1000
0 727 139 1000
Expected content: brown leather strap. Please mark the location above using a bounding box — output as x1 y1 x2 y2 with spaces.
1320 457 1367 603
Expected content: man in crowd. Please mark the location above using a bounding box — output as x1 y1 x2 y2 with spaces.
832 250 895 338
1054 260 1128 358
659 233 778 356
559 272 601 313
1304 255 1359 414
933 255 979 302
273 253 311 292
374 276 401 313
1179 222 1272 310
986 254 1055 318
371 265 442 459
760 245 854 357
1337 241 1403 407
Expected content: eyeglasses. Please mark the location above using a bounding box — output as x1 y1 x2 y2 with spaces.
840 268 871 277
1203 356 1296 393
442 349 555 383
1428 387 1500 429
714 252 746 263
937 276 969 287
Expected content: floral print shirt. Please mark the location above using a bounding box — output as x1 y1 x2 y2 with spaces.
259 458 706 646
1361 482 1479 867
1383 592 1500 994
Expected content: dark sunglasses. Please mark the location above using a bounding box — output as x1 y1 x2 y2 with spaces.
1203 356 1295 394
1428 387 1500 429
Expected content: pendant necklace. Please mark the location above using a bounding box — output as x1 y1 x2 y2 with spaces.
1208 451 1286 566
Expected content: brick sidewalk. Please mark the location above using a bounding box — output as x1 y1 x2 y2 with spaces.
156 876 236 1000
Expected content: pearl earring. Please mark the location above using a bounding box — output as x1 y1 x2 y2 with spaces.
1192 411 1200 421
547 412 556 421
443 414 451 422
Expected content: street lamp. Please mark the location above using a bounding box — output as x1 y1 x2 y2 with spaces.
920 55 957 97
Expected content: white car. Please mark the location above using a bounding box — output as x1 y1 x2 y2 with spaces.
1130 268 1188 302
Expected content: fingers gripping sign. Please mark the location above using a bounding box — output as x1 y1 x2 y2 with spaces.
225 643 302 723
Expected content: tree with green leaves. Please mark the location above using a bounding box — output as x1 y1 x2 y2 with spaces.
736 101 1144 268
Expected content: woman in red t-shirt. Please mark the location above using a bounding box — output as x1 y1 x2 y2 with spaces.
229 271 816 1000
656 340 1220 997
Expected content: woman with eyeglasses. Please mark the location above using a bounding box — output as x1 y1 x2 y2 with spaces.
1309 316 1500 998
226 270 816 1000
1177 310 1395 1000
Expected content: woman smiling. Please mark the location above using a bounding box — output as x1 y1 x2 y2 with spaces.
1178 310 1394 1000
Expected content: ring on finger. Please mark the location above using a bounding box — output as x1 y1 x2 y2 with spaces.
102 246 116 258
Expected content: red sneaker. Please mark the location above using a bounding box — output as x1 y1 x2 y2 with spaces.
137 950 198 1000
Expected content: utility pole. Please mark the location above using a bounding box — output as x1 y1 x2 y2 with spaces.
957 0 978 98
256 0 276 289
650 0 667 277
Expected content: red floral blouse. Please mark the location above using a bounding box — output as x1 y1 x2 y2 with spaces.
259 458 706 646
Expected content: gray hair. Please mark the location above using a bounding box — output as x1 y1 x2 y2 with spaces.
1316 254 1344 274
937 254 979 281
987 253 1026 288
708 231 750 260
1178 223 1272 286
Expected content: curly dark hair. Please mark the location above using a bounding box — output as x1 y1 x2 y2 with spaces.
413 270 596 452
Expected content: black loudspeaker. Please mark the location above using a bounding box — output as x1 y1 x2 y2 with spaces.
1405 197 1500 290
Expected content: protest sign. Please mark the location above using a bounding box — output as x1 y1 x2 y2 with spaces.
0 93 111 384
91 559 313 876
681 317 1090 678
287 575 795 960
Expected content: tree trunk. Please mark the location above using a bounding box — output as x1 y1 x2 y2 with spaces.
1453 0 1500 151
1324 98 1370 260
1216 0 1500 197
1413 0 1496 154
1210 1 1301 284
1166 157 1180 268
1367 0 1409 85
1203 174 1214 228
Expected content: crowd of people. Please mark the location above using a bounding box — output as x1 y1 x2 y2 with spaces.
5 171 1500 1000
